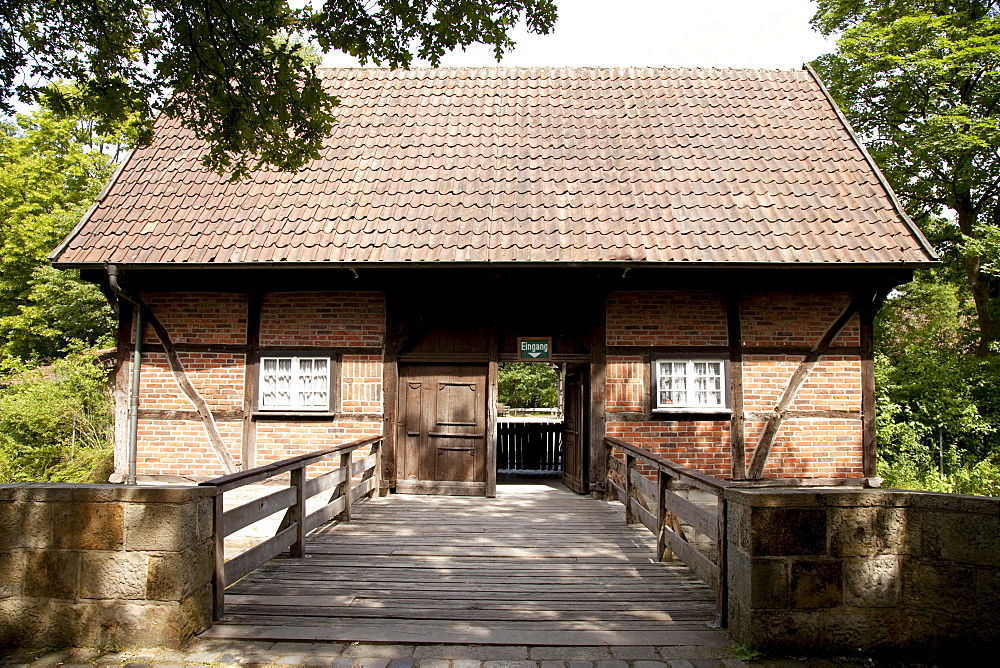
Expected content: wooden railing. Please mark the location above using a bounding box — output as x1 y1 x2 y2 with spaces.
199 436 382 619
497 419 563 471
604 436 730 626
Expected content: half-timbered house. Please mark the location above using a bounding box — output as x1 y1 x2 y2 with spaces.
51 67 937 495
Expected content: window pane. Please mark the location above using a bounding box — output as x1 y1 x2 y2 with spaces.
296 357 329 408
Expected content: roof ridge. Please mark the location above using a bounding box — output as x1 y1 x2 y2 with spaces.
317 66 806 75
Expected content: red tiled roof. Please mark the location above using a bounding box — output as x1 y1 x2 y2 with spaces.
52 67 936 267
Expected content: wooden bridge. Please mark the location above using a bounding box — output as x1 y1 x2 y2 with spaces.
198 443 730 647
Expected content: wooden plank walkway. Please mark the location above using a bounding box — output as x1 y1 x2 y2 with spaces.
203 481 730 647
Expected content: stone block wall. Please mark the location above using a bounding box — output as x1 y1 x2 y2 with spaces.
0 484 215 649
726 487 1000 660
606 291 863 479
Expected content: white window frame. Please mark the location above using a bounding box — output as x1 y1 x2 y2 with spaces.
652 357 730 413
258 355 333 412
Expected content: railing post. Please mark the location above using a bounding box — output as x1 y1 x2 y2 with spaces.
211 490 225 619
340 452 353 522
657 470 669 562
716 494 729 627
374 440 383 497
624 453 636 524
290 465 306 558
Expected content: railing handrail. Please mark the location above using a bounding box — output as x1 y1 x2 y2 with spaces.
604 436 729 628
204 435 382 621
200 435 381 493
604 436 731 494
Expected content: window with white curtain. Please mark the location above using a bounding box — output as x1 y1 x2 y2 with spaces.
259 356 331 411
653 358 728 411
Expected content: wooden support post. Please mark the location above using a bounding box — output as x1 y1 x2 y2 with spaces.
656 470 669 561
382 308 398 492
211 492 226 620
290 466 306 558
589 299 607 495
241 292 261 471
716 495 728 627
340 452 353 522
486 321 498 498
373 440 382 497
624 454 636 524
727 294 745 480
860 301 877 478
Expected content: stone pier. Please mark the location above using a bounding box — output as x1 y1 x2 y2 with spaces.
726 487 1000 660
0 483 215 649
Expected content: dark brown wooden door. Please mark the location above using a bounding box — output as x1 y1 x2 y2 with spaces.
561 364 588 494
397 364 488 496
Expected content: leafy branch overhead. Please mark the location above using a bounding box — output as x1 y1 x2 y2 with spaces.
0 1 557 179
811 0 1000 353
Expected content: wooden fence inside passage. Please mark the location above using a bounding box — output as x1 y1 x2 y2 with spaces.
604 436 731 626
496 419 563 471
199 436 382 619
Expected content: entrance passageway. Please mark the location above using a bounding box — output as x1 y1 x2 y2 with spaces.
202 481 731 648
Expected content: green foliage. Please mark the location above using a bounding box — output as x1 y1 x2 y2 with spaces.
0 348 114 483
498 362 559 409
0 267 116 367
0 1 557 179
0 105 118 366
812 1 1000 353
874 271 1000 495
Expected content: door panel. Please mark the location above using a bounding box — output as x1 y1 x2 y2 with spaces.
397 365 487 495
561 364 588 494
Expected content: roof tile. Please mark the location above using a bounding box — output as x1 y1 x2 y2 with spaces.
53 67 934 266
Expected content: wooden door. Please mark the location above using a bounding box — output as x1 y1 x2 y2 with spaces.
561 364 588 494
397 365 488 495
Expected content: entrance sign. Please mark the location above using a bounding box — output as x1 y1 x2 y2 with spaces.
518 337 552 361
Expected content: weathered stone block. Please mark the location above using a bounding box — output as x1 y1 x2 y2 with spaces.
731 553 789 609
829 506 909 557
749 508 827 556
0 500 25 550
23 550 80 599
0 550 25 599
197 497 215 543
178 582 213 642
790 559 842 609
820 609 901 653
904 560 976 612
726 499 751 553
919 509 1000 567
124 502 197 551
145 547 210 601
19 501 53 549
52 502 124 550
79 551 147 600
743 609 822 651
71 599 182 648
843 555 901 607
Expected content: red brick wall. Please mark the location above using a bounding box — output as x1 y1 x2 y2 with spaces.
607 291 728 347
128 292 386 480
260 292 384 347
606 291 863 480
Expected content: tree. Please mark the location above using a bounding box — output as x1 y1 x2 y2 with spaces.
811 0 1000 354
498 363 559 409
1 1 557 179
0 105 119 367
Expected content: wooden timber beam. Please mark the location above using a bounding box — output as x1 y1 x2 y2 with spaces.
727 293 745 480
747 295 869 480
241 292 261 471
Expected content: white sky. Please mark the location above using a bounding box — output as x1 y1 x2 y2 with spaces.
322 0 836 70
